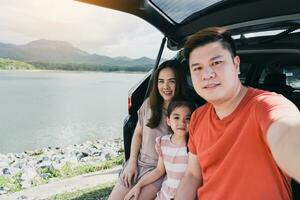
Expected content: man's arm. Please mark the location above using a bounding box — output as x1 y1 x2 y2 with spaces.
175 152 202 200
267 115 300 183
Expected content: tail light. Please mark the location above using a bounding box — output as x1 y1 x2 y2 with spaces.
128 96 132 114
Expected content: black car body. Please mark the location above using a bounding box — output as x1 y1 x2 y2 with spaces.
79 0 300 198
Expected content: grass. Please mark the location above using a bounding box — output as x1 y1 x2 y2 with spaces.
0 172 22 192
59 155 124 178
48 182 115 200
46 156 124 199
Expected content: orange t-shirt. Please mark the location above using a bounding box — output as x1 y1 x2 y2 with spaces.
188 87 299 200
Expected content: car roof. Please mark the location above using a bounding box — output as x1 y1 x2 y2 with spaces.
78 0 300 49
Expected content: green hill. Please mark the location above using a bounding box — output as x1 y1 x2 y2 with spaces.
0 58 36 70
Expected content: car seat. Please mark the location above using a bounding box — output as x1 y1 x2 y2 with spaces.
262 73 294 94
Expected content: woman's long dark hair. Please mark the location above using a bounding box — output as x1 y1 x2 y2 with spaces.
146 60 186 128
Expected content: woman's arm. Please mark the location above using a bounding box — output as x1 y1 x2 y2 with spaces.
129 121 143 162
122 121 143 187
124 157 166 200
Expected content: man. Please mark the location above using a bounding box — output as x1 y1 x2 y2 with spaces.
175 27 300 200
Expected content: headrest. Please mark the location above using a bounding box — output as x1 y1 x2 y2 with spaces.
263 73 286 85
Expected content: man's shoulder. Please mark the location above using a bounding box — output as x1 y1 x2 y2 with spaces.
190 103 211 127
248 87 293 106
246 87 298 118
193 103 211 116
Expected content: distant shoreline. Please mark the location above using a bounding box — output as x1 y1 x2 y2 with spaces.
0 69 149 74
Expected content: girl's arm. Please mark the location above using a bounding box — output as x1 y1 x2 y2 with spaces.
124 157 165 200
137 156 165 187
122 121 143 187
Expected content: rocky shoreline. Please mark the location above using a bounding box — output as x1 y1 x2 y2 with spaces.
0 138 123 195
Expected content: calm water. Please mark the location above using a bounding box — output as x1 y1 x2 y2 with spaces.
0 70 146 153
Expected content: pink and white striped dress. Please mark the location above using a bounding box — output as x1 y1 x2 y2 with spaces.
155 135 188 200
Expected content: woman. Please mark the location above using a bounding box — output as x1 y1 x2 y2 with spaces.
108 60 186 200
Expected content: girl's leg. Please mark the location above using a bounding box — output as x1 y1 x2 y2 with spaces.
137 184 159 200
108 182 131 200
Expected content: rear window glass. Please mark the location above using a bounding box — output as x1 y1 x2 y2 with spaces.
149 0 223 23
286 68 300 88
258 65 300 89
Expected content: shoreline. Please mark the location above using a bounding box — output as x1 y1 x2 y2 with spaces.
0 138 124 195
0 68 148 74
0 137 123 156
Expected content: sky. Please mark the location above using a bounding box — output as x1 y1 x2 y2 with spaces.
0 0 175 59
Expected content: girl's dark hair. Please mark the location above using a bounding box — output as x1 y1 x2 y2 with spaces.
167 96 195 118
146 60 186 128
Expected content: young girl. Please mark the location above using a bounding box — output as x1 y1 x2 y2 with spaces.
124 97 195 200
108 60 186 200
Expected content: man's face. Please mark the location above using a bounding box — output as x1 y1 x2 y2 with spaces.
189 42 241 105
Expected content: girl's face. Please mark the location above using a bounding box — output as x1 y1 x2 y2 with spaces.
157 67 176 103
167 106 191 137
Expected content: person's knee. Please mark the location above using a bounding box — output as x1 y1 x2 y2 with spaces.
108 183 131 200
137 184 159 200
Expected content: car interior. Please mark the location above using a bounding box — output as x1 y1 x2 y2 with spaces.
127 40 300 199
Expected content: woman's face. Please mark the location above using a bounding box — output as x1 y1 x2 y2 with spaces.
157 67 176 103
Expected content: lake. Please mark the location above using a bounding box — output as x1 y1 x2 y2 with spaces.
0 70 146 153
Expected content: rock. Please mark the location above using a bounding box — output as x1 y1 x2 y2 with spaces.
21 165 38 181
15 153 26 159
36 156 50 165
0 154 10 168
52 162 63 170
35 149 44 156
36 160 52 169
0 138 124 193
81 156 105 163
11 160 26 169
104 153 111 160
21 179 32 189
40 173 52 180
0 187 8 195
0 161 9 169
2 167 21 176
60 156 78 165
17 195 28 199
2 168 10 175
76 152 89 161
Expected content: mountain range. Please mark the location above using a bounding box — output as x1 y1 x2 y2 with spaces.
0 39 155 67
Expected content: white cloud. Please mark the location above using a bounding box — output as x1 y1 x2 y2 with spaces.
0 0 172 59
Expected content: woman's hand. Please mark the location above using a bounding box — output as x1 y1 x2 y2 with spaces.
122 159 138 187
124 185 141 200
